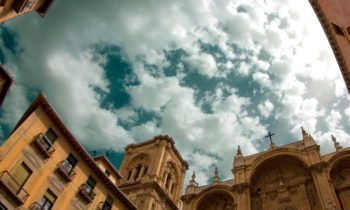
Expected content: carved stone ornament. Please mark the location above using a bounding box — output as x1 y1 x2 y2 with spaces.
233 183 249 193
310 162 326 173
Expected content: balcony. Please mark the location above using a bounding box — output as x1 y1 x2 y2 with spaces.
96 202 112 210
0 171 29 204
78 184 96 203
29 202 43 210
56 160 76 182
33 134 55 158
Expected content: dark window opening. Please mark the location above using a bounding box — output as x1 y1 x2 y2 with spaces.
85 176 96 194
40 128 57 151
38 189 57 210
102 195 113 210
134 165 142 180
127 170 132 180
332 23 345 36
0 202 8 210
62 153 78 174
347 26 350 36
104 170 110 177
143 166 148 177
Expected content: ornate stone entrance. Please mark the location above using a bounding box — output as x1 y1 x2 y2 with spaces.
196 191 235 210
330 156 350 209
250 155 322 210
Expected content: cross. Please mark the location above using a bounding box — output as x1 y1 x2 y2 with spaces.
265 131 275 146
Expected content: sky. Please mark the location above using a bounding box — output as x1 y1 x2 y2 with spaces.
0 0 350 186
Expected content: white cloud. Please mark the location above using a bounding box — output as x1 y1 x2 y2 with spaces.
1 0 349 186
258 100 274 118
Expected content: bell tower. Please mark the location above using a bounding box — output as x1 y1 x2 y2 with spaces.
118 135 189 210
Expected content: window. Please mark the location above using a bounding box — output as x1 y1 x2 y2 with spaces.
104 170 110 177
63 154 77 174
23 0 36 9
12 162 32 187
127 170 132 180
332 23 345 36
41 128 57 151
134 165 142 180
102 195 113 210
0 202 8 210
0 0 7 6
85 176 96 194
38 190 56 210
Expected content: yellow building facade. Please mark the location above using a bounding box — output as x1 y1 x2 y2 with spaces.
0 93 136 210
0 0 55 23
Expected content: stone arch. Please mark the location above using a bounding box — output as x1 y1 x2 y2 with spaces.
326 150 350 179
126 153 150 181
195 186 236 210
248 149 309 182
162 161 180 196
328 152 350 209
250 154 321 210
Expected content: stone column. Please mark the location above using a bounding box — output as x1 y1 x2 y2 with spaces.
234 183 251 210
310 163 341 210
139 165 145 179
130 167 137 181
168 179 174 192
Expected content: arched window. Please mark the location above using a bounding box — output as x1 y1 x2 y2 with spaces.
134 164 142 180
165 173 171 189
143 166 148 177
127 170 132 180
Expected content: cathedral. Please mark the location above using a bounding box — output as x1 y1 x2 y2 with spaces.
118 129 350 210
0 0 349 209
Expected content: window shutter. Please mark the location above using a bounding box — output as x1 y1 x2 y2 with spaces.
12 0 27 13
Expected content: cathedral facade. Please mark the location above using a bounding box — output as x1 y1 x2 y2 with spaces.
179 129 349 210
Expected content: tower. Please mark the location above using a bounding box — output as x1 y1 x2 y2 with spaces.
118 135 189 210
309 0 350 92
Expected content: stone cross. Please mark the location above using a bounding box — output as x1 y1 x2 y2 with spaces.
265 131 276 148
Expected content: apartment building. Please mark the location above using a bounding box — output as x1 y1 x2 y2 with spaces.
0 93 137 210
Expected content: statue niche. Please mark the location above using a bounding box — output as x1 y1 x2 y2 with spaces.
330 156 350 209
197 191 235 210
250 155 321 210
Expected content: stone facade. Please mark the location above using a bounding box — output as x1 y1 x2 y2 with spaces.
181 128 350 210
118 135 189 210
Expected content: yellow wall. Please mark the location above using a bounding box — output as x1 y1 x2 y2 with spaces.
0 106 132 210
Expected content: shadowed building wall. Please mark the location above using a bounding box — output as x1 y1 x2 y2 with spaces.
310 0 350 92
0 0 55 23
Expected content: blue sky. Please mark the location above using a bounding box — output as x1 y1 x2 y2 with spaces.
0 0 350 185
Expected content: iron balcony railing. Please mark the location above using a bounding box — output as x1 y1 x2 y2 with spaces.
0 171 29 204
79 184 96 203
29 202 43 210
33 133 55 158
57 160 76 182
96 202 112 210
